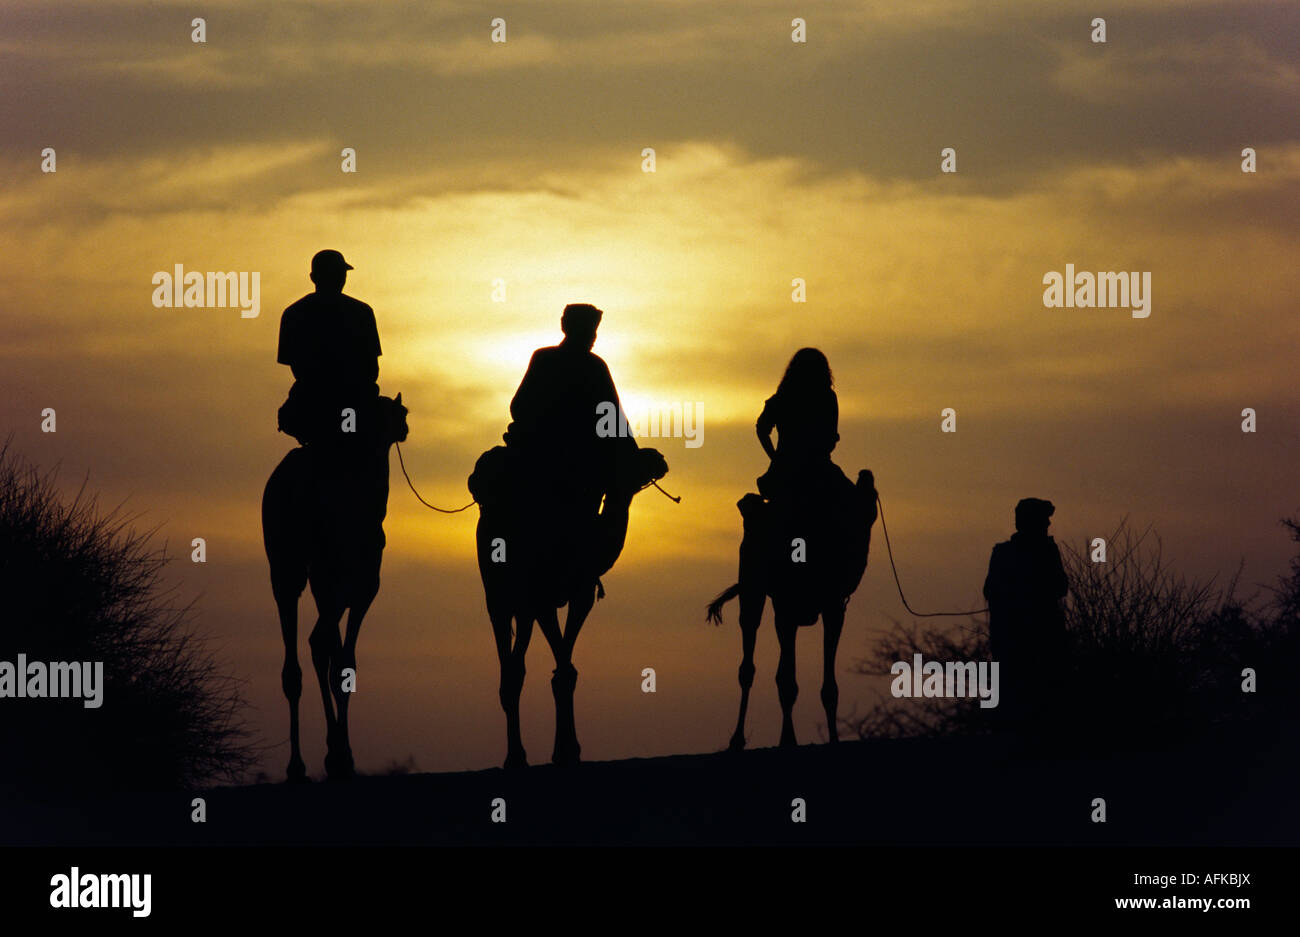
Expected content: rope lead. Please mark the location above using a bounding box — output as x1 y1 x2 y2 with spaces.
395 441 476 514
875 492 988 618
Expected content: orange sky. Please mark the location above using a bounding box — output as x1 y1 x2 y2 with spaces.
2 0 1297 779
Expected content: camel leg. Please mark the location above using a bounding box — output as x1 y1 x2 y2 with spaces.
774 609 800 748
498 611 534 770
275 589 308 782
537 605 580 766
561 586 595 660
821 602 847 743
557 585 598 763
308 605 348 779
333 585 375 779
482 537 530 769
729 587 765 752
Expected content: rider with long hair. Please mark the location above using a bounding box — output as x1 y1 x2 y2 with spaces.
755 347 840 504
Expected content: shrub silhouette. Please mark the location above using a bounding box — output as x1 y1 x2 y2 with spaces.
846 516 1300 750
0 442 254 795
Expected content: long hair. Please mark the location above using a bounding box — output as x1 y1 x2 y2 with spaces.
776 347 833 396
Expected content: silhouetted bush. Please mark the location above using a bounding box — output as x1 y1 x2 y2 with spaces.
0 442 255 795
379 754 419 776
846 515 1300 751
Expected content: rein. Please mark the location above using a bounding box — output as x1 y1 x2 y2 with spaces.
395 442 682 513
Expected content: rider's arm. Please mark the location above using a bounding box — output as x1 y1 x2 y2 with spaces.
757 397 778 460
593 358 638 454
356 303 381 384
510 350 545 425
830 390 840 448
276 307 304 380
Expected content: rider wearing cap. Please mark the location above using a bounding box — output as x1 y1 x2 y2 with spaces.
276 250 382 454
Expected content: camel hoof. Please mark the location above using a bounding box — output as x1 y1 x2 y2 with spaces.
551 743 581 767
325 749 356 781
504 750 528 771
727 734 747 753
286 758 308 783
779 732 798 749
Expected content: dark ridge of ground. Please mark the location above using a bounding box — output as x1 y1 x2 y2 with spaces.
3 729 1296 847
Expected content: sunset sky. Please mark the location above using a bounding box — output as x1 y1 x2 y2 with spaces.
2 0 1297 779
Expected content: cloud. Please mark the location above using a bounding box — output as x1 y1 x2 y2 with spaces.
1049 33 1300 105
5 0 1292 188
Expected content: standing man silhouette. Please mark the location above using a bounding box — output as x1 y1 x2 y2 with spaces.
276 250 382 457
983 497 1069 735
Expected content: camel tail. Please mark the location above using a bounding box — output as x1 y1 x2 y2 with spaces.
706 583 742 625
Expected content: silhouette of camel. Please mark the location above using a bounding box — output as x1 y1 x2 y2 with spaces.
707 470 877 749
262 393 408 781
470 444 669 767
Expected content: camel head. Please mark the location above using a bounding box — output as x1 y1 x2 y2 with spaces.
590 446 669 580
613 446 669 499
380 392 410 445
856 469 878 524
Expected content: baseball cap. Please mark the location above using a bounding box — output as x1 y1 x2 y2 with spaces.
311 249 354 274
